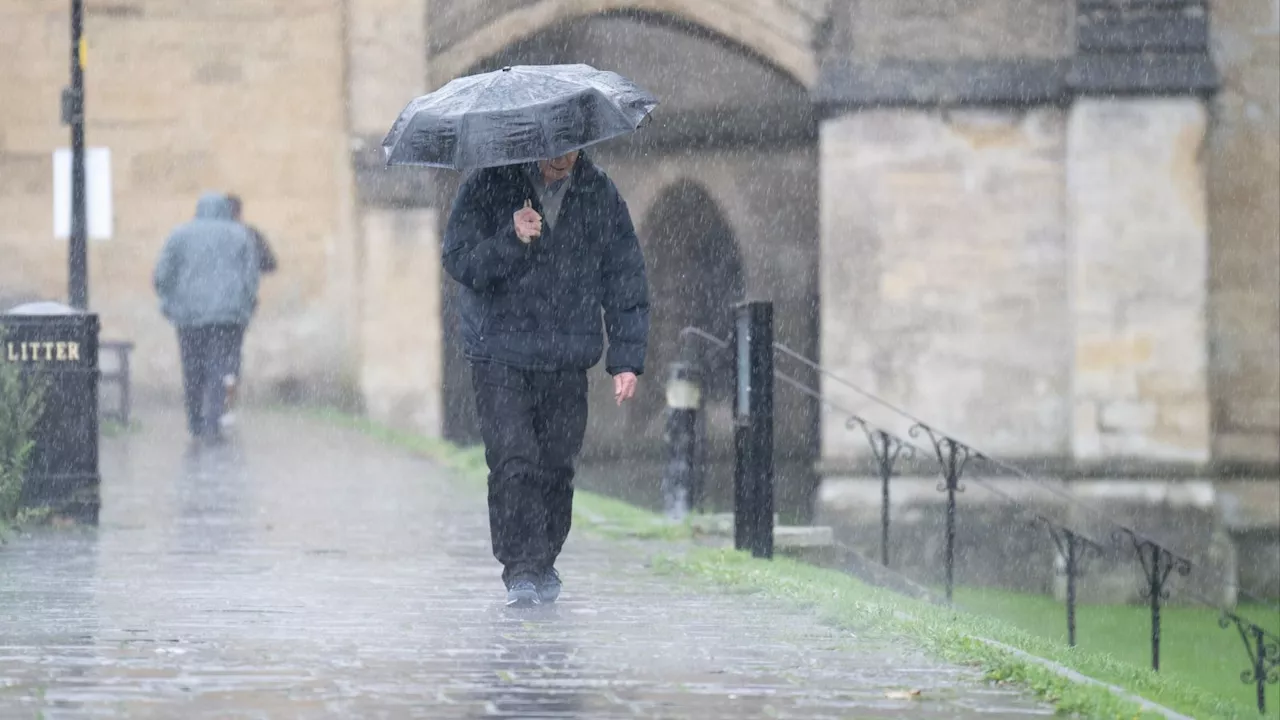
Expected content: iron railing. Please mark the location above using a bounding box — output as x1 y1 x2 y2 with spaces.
674 315 1280 713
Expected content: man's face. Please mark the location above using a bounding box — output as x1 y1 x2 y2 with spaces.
539 151 579 183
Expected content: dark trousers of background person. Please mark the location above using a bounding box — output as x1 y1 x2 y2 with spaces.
177 324 239 438
471 361 588 587
227 324 246 379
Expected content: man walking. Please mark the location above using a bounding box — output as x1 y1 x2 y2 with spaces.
222 193 279 425
153 192 260 442
443 150 649 607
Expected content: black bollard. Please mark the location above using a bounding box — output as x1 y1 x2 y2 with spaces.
1 301 101 522
733 301 773 560
660 361 701 520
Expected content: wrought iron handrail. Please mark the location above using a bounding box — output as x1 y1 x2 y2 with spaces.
772 339 1280 614
679 324 1279 709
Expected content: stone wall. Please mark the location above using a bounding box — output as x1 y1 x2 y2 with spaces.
1207 0 1280 465
838 0 1069 61
0 0 358 404
345 0 446 435
1067 98 1212 464
359 209 444 437
819 108 1070 459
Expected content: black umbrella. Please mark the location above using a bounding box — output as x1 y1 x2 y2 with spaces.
381 64 659 170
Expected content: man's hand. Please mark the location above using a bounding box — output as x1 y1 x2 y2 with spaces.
613 372 638 406
514 199 542 244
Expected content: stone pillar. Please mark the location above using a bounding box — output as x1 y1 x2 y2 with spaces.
818 107 1070 459
345 0 444 434
1067 98 1212 464
346 0 429 138
817 106 1071 593
359 210 444 437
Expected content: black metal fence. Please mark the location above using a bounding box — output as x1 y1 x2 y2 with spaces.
668 305 1280 714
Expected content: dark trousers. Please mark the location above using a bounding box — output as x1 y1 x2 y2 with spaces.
177 324 239 437
227 324 246 377
471 361 588 586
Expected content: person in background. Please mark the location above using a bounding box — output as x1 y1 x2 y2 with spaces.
153 193 260 443
222 194 278 425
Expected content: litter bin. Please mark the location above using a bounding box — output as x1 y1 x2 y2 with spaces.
1 301 100 522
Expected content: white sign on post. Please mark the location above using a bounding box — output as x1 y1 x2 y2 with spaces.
53 147 113 241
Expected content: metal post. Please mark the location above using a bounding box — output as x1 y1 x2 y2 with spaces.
1252 625 1266 714
1149 542 1163 671
1219 611 1278 715
945 458 957 602
733 301 773 560
881 437 891 567
1066 534 1078 647
1120 531 1189 672
912 426 974 603
1045 526 1102 648
862 428 905 568
67 0 88 309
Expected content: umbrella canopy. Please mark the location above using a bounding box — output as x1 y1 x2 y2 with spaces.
381 64 659 171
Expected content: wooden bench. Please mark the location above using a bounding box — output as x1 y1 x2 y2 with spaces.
99 341 134 426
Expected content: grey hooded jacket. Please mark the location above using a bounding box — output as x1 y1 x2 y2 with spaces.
153 193 260 328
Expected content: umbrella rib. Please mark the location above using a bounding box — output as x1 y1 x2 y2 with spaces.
455 71 509 166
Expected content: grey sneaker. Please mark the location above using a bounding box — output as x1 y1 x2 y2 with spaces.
538 568 561 604
506 577 540 608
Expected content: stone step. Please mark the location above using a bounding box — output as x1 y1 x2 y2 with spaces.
690 513 835 548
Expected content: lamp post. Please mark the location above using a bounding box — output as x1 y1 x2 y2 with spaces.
661 361 702 520
62 0 88 309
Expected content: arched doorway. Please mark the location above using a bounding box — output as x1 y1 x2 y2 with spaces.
635 180 744 434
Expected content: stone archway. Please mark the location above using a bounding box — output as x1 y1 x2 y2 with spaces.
431 8 822 519
636 179 745 430
427 0 827 89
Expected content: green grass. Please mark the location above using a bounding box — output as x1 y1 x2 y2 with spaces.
299 407 1270 719
953 586 1280 715
658 549 1269 719
100 418 142 437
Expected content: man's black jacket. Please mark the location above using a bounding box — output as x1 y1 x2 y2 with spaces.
442 155 650 376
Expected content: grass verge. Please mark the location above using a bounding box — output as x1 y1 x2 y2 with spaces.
100 419 143 438
953 586 1279 715
658 549 1269 720
300 407 1258 719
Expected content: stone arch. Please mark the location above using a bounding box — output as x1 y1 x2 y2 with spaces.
432 6 821 520
635 179 746 425
429 0 825 88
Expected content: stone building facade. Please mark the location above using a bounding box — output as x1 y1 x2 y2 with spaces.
1 1 1276 592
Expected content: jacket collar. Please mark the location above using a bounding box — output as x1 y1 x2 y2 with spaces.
508 152 606 195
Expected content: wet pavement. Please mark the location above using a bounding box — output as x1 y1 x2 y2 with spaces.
0 408 1052 719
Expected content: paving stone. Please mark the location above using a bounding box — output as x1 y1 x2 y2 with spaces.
0 408 1053 718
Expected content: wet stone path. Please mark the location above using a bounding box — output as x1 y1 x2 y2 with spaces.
0 409 1051 719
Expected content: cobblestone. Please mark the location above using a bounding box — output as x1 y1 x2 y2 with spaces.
0 409 1052 718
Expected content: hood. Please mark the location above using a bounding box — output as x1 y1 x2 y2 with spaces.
194 192 235 220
